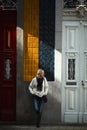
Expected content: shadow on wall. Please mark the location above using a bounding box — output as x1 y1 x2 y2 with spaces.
16 79 61 125
16 27 61 123
16 25 37 123
17 26 61 125
16 26 39 124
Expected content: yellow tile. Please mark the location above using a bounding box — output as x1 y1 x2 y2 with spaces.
28 77 32 81
33 37 39 43
24 76 32 81
27 43 33 48
28 48 33 53
29 60 35 65
24 0 39 81
32 69 37 73
31 66 35 70
28 33 32 37
27 36 33 43
33 43 39 48
28 54 33 59
35 59 39 64
24 59 29 64
33 48 38 53
24 53 29 58
24 54 29 59
33 54 38 59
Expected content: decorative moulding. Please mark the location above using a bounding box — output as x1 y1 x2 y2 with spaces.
0 0 16 10
76 4 87 17
63 4 87 18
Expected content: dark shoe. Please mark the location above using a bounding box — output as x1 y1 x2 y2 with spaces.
36 123 40 128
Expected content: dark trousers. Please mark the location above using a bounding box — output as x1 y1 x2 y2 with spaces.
32 95 44 126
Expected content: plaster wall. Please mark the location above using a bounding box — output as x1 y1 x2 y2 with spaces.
16 0 62 125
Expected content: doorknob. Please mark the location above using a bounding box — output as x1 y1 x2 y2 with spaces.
81 81 85 86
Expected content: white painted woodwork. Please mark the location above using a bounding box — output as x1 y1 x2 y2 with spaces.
62 21 87 123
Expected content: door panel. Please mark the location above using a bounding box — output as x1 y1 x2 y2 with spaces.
79 24 87 123
0 10 16 121
62 21 87 123
3 25 16 51
0 87 16 120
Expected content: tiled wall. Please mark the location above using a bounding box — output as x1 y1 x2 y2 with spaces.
39 0 55 81
24 0 55 81
24 0 39 81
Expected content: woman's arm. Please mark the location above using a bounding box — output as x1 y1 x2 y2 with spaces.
43 77 49 95
29 79 35 94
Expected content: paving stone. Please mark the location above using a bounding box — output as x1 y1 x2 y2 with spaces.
73 126 81 130
0 125 87 130
64 126 74 130
80 127 87 130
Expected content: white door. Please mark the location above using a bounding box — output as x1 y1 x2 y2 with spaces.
62 21 87 123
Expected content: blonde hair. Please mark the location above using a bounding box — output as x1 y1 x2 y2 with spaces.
36 69 44 78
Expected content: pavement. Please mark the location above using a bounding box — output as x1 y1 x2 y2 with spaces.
0 125 87 130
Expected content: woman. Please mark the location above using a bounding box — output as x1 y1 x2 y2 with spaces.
29 69 49 127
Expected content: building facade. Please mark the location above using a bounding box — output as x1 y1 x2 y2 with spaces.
0 0 87 125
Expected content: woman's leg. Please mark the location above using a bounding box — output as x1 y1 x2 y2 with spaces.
32 96 44 127
32 96 39 113
32 96 41 127
37 98 44 127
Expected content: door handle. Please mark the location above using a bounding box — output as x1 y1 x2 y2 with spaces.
81 80 85 86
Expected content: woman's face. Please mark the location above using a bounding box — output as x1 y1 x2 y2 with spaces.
36 69 44 78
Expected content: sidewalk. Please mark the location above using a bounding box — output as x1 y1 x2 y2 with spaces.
0 125 87 130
